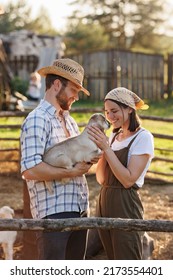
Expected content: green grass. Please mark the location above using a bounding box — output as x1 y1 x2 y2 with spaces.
73 97 173 117
142 120 173 151
0 117 24 149
138 98 173 118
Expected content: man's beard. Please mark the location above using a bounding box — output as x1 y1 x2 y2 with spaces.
55 88 70 110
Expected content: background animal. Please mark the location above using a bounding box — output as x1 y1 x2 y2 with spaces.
142 232 154 260
0 206 17 260
43 113 110 192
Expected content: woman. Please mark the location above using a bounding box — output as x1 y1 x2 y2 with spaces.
88 87 154 260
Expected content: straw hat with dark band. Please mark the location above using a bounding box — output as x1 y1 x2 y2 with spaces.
37 58 90 96
104 87 149 110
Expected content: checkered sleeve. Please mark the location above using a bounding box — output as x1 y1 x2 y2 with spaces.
20 112 50 172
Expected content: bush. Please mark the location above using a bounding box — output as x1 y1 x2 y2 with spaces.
10 76 29 96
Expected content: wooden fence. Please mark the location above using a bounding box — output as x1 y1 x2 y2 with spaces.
1 48 173 110
0 40 12 110
9 55 38 78
0 216 173 260
70 49 165 102
0 217 173 232
0 109 173 182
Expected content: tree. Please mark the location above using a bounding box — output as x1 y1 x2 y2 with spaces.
25 7 58 35
69 0 171 50
64 20 109 54
0 0 57 35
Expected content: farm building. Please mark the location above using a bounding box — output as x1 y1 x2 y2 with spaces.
0 30 65 110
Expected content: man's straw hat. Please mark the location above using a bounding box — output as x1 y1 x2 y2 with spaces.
37 58 90 96
104 87 149 110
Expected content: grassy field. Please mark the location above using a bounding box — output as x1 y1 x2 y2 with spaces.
73 97 173 117
0 98 173 180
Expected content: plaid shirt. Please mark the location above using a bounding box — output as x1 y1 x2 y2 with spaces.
20 100 89 218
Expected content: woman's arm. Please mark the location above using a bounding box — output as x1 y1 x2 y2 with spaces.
96 154 108 185
88 126 150 188
103 147 149 188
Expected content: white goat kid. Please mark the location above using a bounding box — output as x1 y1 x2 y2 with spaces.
0 206 17 260
43 113 110 193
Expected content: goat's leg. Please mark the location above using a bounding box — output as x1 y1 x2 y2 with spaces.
2 242 13 260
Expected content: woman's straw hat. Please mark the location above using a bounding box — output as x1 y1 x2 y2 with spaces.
37 58 90 96
104 87 149 110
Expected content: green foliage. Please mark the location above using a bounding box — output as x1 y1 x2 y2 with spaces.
25 7 58 35
1 0 173 54
10 76 29 95
64 20 109 55
67 0 173 52
0 0 58 35
0 0 31 33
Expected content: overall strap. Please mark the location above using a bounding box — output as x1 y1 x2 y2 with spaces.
110 130 122 146
110 128 145 147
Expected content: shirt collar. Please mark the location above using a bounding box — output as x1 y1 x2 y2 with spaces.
39 99 56 116
39 99 69 118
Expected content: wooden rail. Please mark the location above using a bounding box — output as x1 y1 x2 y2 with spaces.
0 217 173 232
0 110 173 120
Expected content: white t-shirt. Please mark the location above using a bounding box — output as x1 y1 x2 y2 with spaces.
109 128 154 188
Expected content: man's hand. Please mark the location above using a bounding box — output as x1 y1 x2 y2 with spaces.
73 161 92 176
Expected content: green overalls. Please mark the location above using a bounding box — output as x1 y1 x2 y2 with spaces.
96 133 144 260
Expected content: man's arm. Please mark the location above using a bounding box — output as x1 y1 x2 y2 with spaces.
22 161 92 181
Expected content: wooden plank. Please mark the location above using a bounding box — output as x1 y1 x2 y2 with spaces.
0 148 19 152
0 110 173 123
155 147 173 153
152 156 173 163
0 124 21 129
0 111 28 117
0 137 19 141
140 115 173 122
147 170 173 177
0 159 19 162
152 133 173 140
0 217 173 232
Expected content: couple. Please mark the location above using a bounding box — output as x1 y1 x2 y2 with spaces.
20 58 154 260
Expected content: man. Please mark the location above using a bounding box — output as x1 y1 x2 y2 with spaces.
20 58 98 260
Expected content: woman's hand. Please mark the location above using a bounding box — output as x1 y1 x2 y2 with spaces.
87 126 110 151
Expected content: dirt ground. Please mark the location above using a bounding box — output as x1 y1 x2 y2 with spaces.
0 164 173 260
